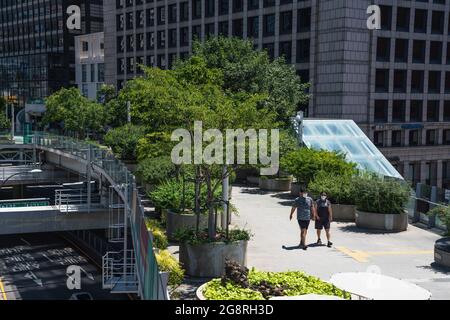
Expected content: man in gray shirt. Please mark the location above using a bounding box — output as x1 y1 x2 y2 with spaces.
290 187 315 250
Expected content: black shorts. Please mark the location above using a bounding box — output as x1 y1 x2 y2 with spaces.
297 220 310 230
315 218 330 230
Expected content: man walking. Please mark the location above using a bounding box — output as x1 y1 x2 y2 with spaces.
290 188 315 250
314 192 333 248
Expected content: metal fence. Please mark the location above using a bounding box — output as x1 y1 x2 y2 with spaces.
28 132 163 300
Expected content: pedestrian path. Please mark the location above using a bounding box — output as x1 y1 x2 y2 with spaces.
232 186 450 300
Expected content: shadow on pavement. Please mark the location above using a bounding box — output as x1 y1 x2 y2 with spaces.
282 245 301 251
418 263 450 275
337 224 394 235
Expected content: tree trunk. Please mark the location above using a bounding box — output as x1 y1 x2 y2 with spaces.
206 175 216 240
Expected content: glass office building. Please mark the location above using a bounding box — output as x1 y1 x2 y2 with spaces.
0 0 104 108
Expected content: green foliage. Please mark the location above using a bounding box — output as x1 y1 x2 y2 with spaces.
203 269 350 300
281 148 357 186
353 174 411 214
137 131 176 161
428 206 450 236
175 228 252 245
176 37 310 124
43 87 107 138
155 250 185 287
146 219 169 249
136 156 177 185
149 178 222 213
104 124 147 160
308 171 355 205
97 84 116 104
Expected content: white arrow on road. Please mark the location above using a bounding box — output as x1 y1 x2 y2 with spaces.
24 272 43 287
80 268 95 281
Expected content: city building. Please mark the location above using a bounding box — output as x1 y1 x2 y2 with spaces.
75 32 105 101
103 0 450 189
0 0 104 127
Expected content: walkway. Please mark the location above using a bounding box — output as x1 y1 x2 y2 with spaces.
232 186 450 300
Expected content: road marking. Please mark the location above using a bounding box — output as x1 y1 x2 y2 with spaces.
336 246 433 263
0 277 7 300
20 238 31 246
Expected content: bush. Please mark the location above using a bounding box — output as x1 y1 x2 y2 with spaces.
104 124 147 160
175 228 252 245
137 156 177 185
203 268 350 300
281 148 357 186
155 250 185 288
308 171 355 205
146 219 169 249
353 174 410 214
428 206 450 236
149 178 222 213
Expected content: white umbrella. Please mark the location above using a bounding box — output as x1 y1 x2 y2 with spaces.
330 272 431 300
270 294 346 300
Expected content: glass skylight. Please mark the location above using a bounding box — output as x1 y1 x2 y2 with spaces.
301 119 403 179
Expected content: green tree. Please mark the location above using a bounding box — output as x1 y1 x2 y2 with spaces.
43 87 107 139
0 97 10 131
174 37 310 124
104 124 147 160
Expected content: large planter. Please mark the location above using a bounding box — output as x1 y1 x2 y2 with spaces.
332 204 356 222
179 240 248 278
246 176 260 185
165 209 208 241
235 167 259 183
259 178 292 191
434 237 450 268
355 210 408 232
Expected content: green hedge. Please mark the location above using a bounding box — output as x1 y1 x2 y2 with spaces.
308 171 355 205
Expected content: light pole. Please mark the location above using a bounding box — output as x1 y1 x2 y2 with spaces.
0 169 43 189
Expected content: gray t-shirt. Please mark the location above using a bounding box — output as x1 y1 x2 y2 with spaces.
293 196 313 221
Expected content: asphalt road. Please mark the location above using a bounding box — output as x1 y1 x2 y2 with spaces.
0 233 129 300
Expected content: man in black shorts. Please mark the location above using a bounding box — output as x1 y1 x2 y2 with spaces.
290 187 315 250
314 192 333 248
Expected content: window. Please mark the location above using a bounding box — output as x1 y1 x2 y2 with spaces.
168 4 177 23
263 0 275 8
445 101 450 121
192 0 201 19
410 100 423 122
247 16 259 38
443 129 450 145
297 8 311 32
219 21 229 36
431 11 445 34
263 43 275 59
427 101 439 122
380 5 392 30
180 2 189 21
374 131 385 147
375 69 389 92
392 130 402 147
414 9 427 33
180 27 189 47
82 64 87 82
392 100 406 122
374 100 388 123
192 25 201 40
233 0 243 12
296 39 310 63
413 40 426 63
430 41 443 64
426 130 437 145
377 38 390 62
90 64 95 82
394 70 407 92
396 7 410 32
205 23 215 38
82 41 88 52
232 19 243 37
219 0 229 15
411 70 424 93
279 41 292 63
98 63 105 82
428 71 441 93
263 14 275 37
409 130 420 146
395 39 408 62
279 11 292 35
205 0 215 17
168 29 177 48
146 8 155 26
248 0 259 10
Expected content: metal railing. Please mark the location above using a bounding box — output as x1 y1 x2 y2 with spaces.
55 189 101 213
26 132 163 300
102 250 139 293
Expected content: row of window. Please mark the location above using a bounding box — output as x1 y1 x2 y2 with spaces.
116 7 311 35
0 0 62 25
377 38 450 65
374 100 450 123
375 69 450 94
374 128 450 148
80 63 105 83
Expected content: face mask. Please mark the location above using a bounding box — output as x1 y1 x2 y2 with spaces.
321 196 327 201
303 194 308 198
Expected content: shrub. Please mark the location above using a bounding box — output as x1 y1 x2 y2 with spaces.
137 156 177 185
428 206 450 236
104 124 147 160
353 174 410 214
175 228 252 245
280 148 357 186
155 250 185 287
308 171 355 205
146 219 169 249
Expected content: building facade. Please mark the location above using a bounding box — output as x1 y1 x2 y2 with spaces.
0 0 104 113
104 0 450 189
75 32 105 101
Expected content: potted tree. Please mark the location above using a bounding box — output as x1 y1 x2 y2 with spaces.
427 206 450 268
353 174 411 232
308 171 356 221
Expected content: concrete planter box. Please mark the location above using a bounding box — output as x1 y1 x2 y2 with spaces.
246 176 260 185
165 209 208 241
179 240 248 278
158 271 170 300
355 210 408 232
259 178 292 191
332 204 356 222
434 238 450 268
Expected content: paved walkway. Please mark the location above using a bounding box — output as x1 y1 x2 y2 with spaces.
232 186 450 300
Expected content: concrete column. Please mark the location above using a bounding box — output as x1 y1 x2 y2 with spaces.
413 182 422 222
437 160 444 188
429 186 438 228
420 161 428 184
403 160 410 181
